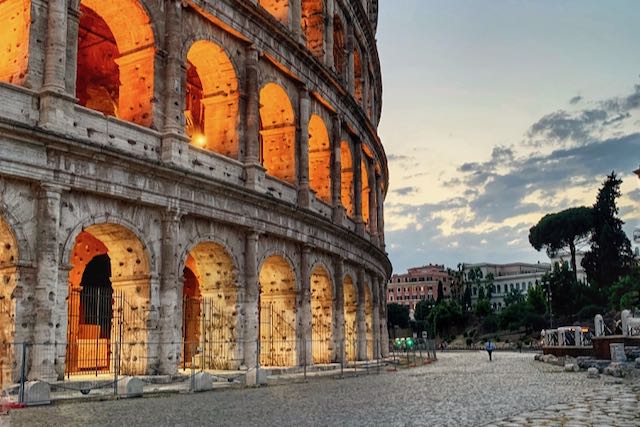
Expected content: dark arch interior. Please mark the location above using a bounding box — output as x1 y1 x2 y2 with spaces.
79 254 113 339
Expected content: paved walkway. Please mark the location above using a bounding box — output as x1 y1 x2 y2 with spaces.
3 352 638 426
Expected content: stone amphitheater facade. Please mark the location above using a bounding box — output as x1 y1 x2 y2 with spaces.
0 0 389 381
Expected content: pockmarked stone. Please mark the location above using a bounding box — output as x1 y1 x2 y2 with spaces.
117 376 144 398
564 363 579 372
193 372 213 392
604 362 624 378
23 381 51 406
587 367 599 378
610 343 626 362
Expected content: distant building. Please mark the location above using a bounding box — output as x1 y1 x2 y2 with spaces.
387 264 452 310
549 250 587 283
464 262 550 311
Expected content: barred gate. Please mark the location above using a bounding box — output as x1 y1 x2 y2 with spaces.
65 288 145 376
259 301 296 367
344 322 358 362
182 296 236 370
311 320 333 364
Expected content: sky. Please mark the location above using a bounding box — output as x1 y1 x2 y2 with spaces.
377 0 640 273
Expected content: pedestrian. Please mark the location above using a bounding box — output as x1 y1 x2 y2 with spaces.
485 340 496 361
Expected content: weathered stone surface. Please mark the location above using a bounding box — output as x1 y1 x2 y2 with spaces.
604 362 624 378
192 372 213 392
587 367 599 378
611 344 627 362
23 381 50 406
564 363 579 372
117 377 144 398
244 368 267 386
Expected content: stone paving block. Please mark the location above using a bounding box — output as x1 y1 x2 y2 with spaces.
23 381 50 406
193 372 213 392
117 376 143 398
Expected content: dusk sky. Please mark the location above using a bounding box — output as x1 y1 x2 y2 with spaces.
377 0 640 273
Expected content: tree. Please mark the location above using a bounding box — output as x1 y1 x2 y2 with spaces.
387 303 410 329
529 207 593 283
609 266 640 311
526 283 547 314
414 299 433 324
582 172 634 290
436 280 444 304
503 288 525 307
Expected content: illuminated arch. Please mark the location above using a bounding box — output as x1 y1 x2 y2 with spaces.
361 158 370 224
333 15 346 78
185 40 239 158
259 255 297 366
76 0 155 127
343 274 357 361
310 264 333 364
364 282 374 360
302 0 324 58
259 83 296 184
340 141 354 217
65 223 151 375
354 46 364 105
308 115 331 203
259 0 289 25
0 216 18 384
0 0 30 85
182 241 238 370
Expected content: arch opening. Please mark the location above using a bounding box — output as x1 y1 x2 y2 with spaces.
76 0 155 127
185 40 239 158
259 255 297 367
310 265 332 364
308 115 331 203
182 242 238 370
340 141 354 217
66 224 150 375
0 216 18 385
354 47 363 105
343 275 357 362
259 83 296 184
364 283 374 360
259 0 289 25
0 0 30 85
302 0 324 58
361 158 370 225
333 15 346 78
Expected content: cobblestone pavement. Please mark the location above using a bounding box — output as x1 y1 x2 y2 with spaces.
4 352 639 427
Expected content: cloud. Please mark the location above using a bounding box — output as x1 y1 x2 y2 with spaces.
393 186 419 196
569 95 583 105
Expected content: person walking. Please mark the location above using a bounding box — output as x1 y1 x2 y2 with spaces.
485 340 496 361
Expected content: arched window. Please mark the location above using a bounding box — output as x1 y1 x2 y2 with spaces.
76 0 155 127
340 141 354 217
0 0 30 85
333 15 346 78
259 0 289 25
308 115 331 203
185 40 239 158
259 83 296 184
302 0 324 57
361 158 370 224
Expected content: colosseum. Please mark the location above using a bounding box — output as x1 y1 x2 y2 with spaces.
0 0 390 382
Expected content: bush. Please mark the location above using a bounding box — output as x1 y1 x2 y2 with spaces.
465 337 473 347
463 331 468 338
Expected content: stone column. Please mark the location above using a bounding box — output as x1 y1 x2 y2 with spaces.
243 231 260 369
331 114 344 224
376 174 385 248
298 245 312 365
243 47 264 190
346 24 355 92
297 87 311 208
291 0 303 43
353 139 365 235
158 207 182 374
380 277 389 357
356 268 367 361
31 183 64 381
42 0 67 93
333 257 344 363
64 7 80 96
325 0 334 68
372 275 381 359
367 160 379 244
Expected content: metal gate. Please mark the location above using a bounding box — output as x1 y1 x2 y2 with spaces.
311 319 333 364
182 296 236 370
344 321 358 362
259 301 297 367
65 288 144 376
